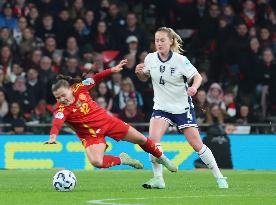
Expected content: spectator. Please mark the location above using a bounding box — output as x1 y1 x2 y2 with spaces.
55 8 72 48
258 27 273 49
0 69 9 89
80 44 93 65
19 27 44 57
69 0 86 19
124 12 149 50
224 22 250 83
13 16 28 44
240 0 256 28
98 0 110 20
113 77 143 113
84 10 97 34
96 81 113 111
69 17 90 48
106 71 122 96
119 99 145 131
9 63 25 83
105 3 125 49
63 36 81 60
222 4 237 26
238 37 261 103
36 14 57 41
61 57 81 78
235 104 256 124
9 118 26 134
22 48 42 71
194 89 209 124
7 76 36 115
3 101 24 132
221 90 237 119
95 96 108 109
0 2 17 29
42 36 58 57
0 27 17 51
205 103 225 124
92 20 114 52
91 52 105 72
26 5 39 30
257 48 275 117
206 82 224 105
30 100 52 132
26 68 45 106
36 0 59 16
124 35 139 57
0 45 16 80
52 50 63 73
13 0 30 18
0 89 8 121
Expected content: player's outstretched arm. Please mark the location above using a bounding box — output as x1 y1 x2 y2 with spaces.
111 59 128 72
135 63 150 82
45 112 66 144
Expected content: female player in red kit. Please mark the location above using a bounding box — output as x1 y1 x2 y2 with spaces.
45 59 177 171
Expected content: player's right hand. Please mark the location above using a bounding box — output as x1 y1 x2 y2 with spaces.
135 63 145 74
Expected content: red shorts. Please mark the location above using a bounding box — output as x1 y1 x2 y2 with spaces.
78 117 130 148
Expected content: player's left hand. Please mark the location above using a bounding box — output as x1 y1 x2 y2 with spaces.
111 59 128 72
187 86 197 96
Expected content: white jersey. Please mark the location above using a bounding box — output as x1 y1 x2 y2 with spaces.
144 51 198 114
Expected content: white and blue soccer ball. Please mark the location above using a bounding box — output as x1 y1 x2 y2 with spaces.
52 170 77 192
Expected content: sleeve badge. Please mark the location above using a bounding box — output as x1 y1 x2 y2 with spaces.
55 112 64 119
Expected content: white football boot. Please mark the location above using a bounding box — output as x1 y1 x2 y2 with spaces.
142 177 165 189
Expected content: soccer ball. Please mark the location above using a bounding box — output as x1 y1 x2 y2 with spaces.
52 170 77 192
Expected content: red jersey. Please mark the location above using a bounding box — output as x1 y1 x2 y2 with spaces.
50 69 116 138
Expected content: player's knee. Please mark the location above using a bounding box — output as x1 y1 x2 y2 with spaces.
90 158 103 168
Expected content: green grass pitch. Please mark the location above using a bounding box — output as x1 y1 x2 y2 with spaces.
0 170 275 205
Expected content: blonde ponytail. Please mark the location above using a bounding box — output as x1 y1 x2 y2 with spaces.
156 27 184 54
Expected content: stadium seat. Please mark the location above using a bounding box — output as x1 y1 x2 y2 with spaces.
102 50 120 64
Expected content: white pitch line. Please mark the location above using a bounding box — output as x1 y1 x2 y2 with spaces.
87 195 250 205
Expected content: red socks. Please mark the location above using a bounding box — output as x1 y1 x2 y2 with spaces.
139 138 162 158
101 155 121 168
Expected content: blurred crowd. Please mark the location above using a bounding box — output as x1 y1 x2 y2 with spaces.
0 0 275 134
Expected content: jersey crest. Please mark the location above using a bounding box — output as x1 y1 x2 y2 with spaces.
79 93 87 101
160 65 165 73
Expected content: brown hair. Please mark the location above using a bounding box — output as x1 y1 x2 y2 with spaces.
156 27 184 54
206 103 224 124
51 74 81 92
51 64 96 92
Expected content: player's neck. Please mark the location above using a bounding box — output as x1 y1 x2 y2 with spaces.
158 51 172 62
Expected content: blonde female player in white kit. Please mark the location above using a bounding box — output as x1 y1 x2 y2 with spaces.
135 27 228 189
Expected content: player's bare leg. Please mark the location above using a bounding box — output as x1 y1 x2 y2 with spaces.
142 118 169 189
85 143 142 169
183 127 228 188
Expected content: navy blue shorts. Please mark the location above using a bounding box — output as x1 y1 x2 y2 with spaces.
151 109 198 130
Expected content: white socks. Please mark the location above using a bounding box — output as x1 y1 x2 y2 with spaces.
198 144 223 179
149 143 163 178
150 143 223 179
